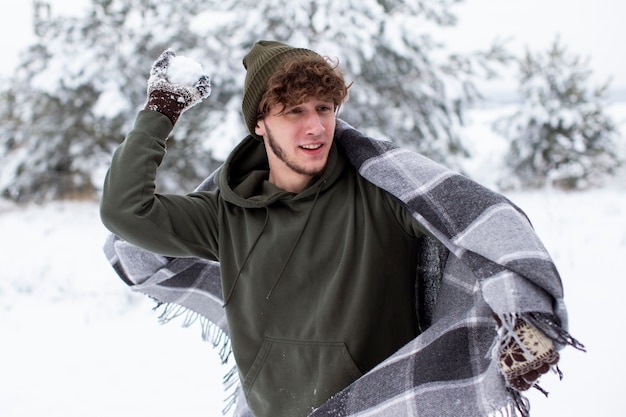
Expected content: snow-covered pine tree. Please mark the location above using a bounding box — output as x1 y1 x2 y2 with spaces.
0 0 508 202
495 38 622 190
0 0 227 202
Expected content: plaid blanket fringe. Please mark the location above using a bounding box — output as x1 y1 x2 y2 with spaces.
154 302 240 415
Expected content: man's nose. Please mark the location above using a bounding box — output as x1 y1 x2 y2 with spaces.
305 112 325 135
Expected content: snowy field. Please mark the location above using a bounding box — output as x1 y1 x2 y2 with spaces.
2 104 625 416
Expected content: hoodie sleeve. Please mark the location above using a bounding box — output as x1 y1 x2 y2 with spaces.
382 190 431 240
100 110 219 260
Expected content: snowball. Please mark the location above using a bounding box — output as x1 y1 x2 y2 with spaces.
167 55 205 85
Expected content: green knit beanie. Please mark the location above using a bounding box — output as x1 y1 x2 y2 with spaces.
242 40 320 137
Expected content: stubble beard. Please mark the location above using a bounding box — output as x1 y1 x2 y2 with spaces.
266 126 326 178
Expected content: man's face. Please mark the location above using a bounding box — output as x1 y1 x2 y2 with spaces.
255 97 336 193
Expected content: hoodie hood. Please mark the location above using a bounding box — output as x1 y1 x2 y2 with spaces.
215 134 344 207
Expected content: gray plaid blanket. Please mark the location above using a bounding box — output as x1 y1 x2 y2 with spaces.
103 120 581 417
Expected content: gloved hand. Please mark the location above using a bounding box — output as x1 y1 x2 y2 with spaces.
496 315 560 391
145 49 211 125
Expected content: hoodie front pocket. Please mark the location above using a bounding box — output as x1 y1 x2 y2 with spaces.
243 337 363 417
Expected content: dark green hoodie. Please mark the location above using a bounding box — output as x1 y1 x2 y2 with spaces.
101 110 426 417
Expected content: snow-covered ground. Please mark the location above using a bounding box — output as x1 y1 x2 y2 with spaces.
2 105 625 416
0 200 230 417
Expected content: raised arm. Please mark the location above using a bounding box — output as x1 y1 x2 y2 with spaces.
100 50 218 259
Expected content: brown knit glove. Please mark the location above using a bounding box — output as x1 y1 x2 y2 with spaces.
496 316 560 391
145 49 211 125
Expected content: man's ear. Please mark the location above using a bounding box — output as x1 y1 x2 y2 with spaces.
255 119 266 137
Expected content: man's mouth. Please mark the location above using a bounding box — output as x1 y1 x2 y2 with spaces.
300 144 323 150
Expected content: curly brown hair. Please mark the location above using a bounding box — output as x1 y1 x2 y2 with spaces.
258 55 350 119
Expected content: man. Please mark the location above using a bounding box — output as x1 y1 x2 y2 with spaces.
101 41 580 417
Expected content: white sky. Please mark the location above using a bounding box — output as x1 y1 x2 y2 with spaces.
1 0 625 91
440 0 626 92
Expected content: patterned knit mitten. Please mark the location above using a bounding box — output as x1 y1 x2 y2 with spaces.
498 317 560 391
145 49 211 125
